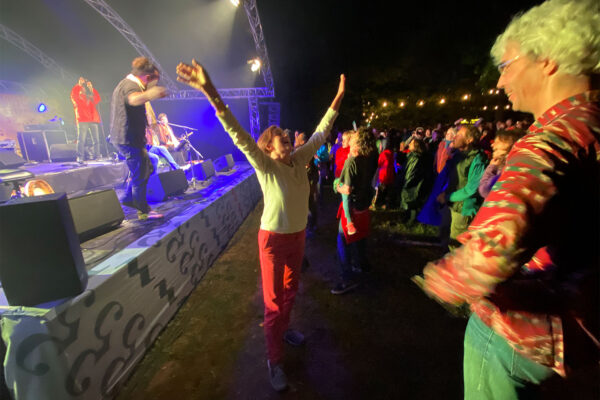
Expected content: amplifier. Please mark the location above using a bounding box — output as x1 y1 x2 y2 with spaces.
17 130 67 162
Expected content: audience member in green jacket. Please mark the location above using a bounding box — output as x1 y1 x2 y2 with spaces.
437 124 488 248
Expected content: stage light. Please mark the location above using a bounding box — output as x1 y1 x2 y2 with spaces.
494 105 499 110
229 0 240 7
439 98 446 105
495 89 500 94
382 101 388 107
399 101 405 108
488 89 494 95
483 106 488 110
505 104 511 109
417 100 424 107
248 58 261 72
462 94 470 101
37 103 47 113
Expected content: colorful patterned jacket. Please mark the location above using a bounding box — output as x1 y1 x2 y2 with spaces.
422 91 600 377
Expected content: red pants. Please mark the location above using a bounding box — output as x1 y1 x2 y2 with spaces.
258 229 305 364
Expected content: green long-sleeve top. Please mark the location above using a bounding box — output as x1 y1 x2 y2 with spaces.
447 148 488 216
217 107 338 233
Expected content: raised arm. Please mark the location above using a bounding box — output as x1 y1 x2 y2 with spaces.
293 75 345 165
176 60 271 171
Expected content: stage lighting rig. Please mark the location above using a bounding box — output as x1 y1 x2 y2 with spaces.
248 58 261 72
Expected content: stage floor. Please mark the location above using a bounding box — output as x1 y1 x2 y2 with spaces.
17 159 129 197
0 161 262 400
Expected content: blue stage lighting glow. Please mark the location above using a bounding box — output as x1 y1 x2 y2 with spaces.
37 103 47 113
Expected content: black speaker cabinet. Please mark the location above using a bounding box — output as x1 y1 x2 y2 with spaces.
213 153 235 172
184 159 215 181
0 193 88 306
68 189 124 242
147 169 189 202
50 143 78 162
0 150 26 168
17 130 67 162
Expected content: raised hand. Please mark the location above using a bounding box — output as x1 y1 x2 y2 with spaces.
330 73 346 112
176 59 214 94
337 74 346 98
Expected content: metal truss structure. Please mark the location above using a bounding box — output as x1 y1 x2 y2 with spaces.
159 0 277 137
82 0 179 91
247 97 260 140
0 23 76 82
161 87 273 101
243 0 275 97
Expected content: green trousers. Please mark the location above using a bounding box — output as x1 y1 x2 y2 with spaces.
463 314 556 399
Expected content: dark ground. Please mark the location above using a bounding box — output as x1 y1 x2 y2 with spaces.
116 187 469 400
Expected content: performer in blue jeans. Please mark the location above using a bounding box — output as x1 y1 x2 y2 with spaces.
109 57 167 220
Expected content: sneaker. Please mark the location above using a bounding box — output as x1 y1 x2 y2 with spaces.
284 329 305 346
137 210 164 220
267 360 288 392
346 222 357 235
331 281 359 295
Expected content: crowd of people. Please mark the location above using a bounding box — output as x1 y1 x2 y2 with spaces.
107 0 599 396
303 118 527 250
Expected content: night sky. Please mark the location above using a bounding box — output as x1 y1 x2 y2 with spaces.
258 0 543 131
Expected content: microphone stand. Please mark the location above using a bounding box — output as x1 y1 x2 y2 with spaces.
180 130 204 189
168 122 197 131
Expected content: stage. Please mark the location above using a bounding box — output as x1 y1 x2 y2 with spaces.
0 160 262 400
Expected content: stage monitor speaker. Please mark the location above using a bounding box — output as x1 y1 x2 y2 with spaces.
0 193 88 306
147 169 189 202
50 143 77 162
68 189 124 242
0 150 26 168
184 159 215 181
213 153 235 172
17 130 67 162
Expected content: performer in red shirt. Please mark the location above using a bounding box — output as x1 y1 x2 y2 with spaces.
71 77 101 162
